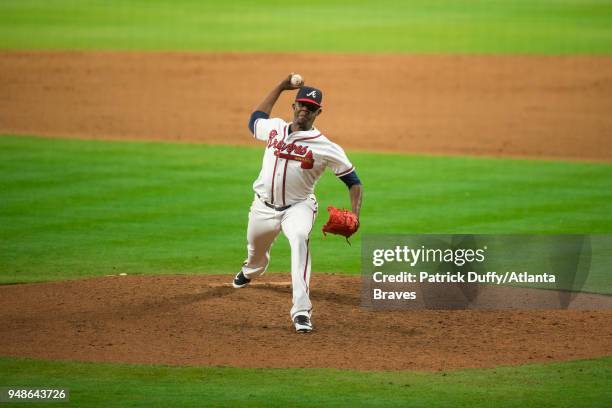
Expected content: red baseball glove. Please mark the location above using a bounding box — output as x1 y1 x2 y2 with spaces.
322 206 359 243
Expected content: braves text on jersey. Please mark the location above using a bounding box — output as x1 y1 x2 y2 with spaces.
252 117 354 207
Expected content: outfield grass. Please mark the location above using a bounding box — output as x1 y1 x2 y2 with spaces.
1 135 612 284
0 0 611 54
0 356 610 407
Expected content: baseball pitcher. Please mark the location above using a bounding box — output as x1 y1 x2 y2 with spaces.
233 73 363 332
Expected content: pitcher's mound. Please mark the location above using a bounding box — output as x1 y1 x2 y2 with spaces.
1 274 610 371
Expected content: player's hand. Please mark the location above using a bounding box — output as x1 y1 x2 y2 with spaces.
280 73 302 91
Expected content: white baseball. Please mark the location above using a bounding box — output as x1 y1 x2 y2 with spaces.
290 74 303 87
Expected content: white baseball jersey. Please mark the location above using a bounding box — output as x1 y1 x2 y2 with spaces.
252 117 354 207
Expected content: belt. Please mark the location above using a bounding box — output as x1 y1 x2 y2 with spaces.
257 194 292 211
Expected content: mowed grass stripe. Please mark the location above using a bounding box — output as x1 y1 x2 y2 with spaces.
0 0 611 54
0 356 610 408
1 135 612 284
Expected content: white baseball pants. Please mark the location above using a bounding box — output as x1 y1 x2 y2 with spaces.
241 194 318 319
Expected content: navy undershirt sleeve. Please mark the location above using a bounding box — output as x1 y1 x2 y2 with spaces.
339 170 361 188
248 111 270 134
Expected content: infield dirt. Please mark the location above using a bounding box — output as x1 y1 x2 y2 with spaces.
1 51 611 161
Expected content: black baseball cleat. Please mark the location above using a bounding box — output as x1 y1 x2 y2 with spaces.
293 315 313 333
232 271 251 288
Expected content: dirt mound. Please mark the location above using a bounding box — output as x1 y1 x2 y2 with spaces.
1 274 610 371
1 51 611 161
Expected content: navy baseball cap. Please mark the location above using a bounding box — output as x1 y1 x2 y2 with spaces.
295 86 323 107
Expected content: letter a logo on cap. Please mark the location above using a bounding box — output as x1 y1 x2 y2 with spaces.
296 86 323 106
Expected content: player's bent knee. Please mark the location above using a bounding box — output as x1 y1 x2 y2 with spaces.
287 232 310 246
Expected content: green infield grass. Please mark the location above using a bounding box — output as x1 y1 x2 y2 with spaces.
0 0 611 54
1 135 611 286
0 356 610 407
